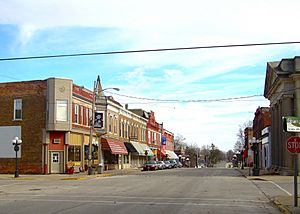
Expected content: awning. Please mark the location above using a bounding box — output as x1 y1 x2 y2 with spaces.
131 141 146 156
124 142 137 153
102 139 128 155
165 150 179 159
139 143 154 156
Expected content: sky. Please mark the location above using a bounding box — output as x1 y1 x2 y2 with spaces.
1 0 300 152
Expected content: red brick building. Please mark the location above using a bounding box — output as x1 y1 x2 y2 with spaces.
0 78 97 174
252 107 271 170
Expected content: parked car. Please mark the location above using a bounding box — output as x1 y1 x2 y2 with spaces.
156 161 166 170
142 161 158 171
169 160 177 168
164 161 172 169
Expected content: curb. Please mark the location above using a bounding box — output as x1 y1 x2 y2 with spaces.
273 199 291 214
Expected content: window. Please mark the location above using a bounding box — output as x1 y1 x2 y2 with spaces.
119 121 122 137
56 100 68 121
13 99 22 120
74 104 79 123
109 114 113 132
85 108 89 126
123 154 129 164
80 106 83 124
68 145 81 161
114 116 117 134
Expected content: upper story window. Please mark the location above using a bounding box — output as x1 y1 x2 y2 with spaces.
56 100 68 122
109 115 113 133
85 108 89 126
13 99 22 120
74 104 79 123
114 116 117 134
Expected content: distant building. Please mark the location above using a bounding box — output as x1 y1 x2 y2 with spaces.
252 107 271 170
244 127 253 167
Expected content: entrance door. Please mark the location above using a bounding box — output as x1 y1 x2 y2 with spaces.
51 152 62 173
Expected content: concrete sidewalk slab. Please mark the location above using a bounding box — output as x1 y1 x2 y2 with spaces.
236 168 300 214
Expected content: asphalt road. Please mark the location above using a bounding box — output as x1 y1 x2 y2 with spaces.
0 168 281 214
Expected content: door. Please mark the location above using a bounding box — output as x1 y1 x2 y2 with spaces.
51 152 62 173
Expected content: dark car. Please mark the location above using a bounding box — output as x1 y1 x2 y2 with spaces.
142 161 158 171
164 161 172 169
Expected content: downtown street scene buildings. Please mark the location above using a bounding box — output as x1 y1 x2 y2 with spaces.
0 76 177 174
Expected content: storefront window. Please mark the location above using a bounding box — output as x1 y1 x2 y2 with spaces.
123 154 129 164
92 145 98 160
68 145 81 161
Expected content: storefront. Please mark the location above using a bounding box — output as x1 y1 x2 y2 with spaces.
48 132 65 174
101 138 129 170
165 150 179 160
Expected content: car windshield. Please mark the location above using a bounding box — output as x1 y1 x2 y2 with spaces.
146 161 156 164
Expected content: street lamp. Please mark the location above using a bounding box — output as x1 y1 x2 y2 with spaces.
88 84 120 175
12 137 22 178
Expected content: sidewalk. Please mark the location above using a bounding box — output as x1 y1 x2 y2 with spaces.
237 167 300 214
0 168 142 181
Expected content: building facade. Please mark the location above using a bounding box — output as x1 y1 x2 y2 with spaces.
252 107 271 170
264 57 300 174
0 77 171 174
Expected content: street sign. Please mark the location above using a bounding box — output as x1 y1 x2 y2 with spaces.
283 116 300 132
287 136 300 153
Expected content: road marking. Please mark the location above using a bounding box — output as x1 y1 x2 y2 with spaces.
0 194 269 204
0 198 269 208
268 181 292 196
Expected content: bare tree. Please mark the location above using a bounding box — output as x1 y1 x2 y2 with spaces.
174 134 187 150
234 120 252 153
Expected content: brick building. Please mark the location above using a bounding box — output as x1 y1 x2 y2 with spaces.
0 77 169 174
252 107 271 170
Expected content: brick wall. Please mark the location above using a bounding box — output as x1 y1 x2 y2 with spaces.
0 80 47 174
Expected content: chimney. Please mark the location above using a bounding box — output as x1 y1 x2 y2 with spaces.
125 104 128 109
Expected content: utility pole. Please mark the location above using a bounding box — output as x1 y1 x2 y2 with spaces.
88 81 96 175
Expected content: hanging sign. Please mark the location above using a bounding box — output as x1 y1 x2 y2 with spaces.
94 111 104 129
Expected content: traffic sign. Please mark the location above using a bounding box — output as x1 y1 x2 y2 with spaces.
287 136 300 153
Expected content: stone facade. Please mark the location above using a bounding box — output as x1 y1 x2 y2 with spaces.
264 57 300 174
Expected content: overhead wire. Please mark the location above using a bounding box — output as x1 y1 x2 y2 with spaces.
1 41 300 61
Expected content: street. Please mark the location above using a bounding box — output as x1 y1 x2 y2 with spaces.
0 168 281 214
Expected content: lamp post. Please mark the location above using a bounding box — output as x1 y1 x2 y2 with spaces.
88 82 120 175
12 137 22 178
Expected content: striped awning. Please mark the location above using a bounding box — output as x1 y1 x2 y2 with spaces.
102 139 128 155
165 150 179 159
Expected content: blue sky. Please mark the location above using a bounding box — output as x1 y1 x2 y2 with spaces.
1 0 300 151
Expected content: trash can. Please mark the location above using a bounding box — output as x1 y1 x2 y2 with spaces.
98 163 104 174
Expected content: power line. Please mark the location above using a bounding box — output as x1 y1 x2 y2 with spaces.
108 91 264 103
1 41 300 61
